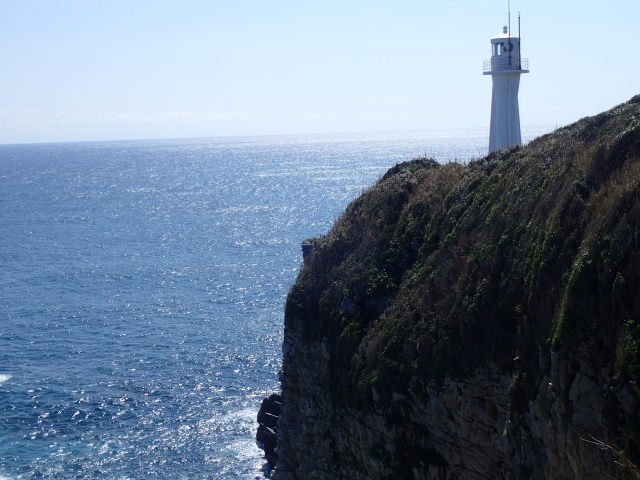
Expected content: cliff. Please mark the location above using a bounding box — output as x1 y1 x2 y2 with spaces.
272 95 640 479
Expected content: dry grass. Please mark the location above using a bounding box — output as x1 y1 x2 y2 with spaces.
582 436 640 479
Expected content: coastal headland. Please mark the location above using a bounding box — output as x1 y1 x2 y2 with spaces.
260 95 640 479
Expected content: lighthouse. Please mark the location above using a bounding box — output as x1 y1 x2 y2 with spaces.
484 18 529 153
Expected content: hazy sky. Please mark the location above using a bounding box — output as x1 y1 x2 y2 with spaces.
0 1 638 144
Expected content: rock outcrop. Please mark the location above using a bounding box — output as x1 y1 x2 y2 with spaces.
271 96 640 479
257 393 282 467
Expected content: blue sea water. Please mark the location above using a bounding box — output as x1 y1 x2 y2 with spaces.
0 128 549 479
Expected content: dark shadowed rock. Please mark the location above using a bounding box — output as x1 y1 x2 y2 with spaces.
256 393 281 467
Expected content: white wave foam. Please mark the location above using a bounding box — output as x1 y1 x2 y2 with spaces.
0 374 12 384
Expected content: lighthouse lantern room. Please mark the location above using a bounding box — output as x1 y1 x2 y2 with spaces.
484 15 529 153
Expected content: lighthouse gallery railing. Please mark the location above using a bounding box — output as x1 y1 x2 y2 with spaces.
483 57 529 73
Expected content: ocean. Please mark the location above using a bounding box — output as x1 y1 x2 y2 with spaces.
0 128 549 479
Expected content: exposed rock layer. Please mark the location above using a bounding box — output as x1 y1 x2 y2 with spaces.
273 96 640 479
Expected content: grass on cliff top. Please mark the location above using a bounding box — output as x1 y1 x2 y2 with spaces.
285 94 640 418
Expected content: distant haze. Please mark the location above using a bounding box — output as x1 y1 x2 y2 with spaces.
0 0 638 144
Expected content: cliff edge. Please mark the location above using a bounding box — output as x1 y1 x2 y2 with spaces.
273 95 640 479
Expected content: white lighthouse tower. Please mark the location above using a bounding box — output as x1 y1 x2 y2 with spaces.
484 15 529 153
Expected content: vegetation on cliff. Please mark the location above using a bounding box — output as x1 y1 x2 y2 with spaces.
285 95 640 466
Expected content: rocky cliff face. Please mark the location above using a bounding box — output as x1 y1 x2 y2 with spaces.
275 322 640 479
272 96 640 479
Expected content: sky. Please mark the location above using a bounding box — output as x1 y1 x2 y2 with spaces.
0 0 638 144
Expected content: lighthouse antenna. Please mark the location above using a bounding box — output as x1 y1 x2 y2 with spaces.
508 0 512 65
518 12 521 69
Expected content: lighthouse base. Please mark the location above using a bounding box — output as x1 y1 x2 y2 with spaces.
489 72 522 153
